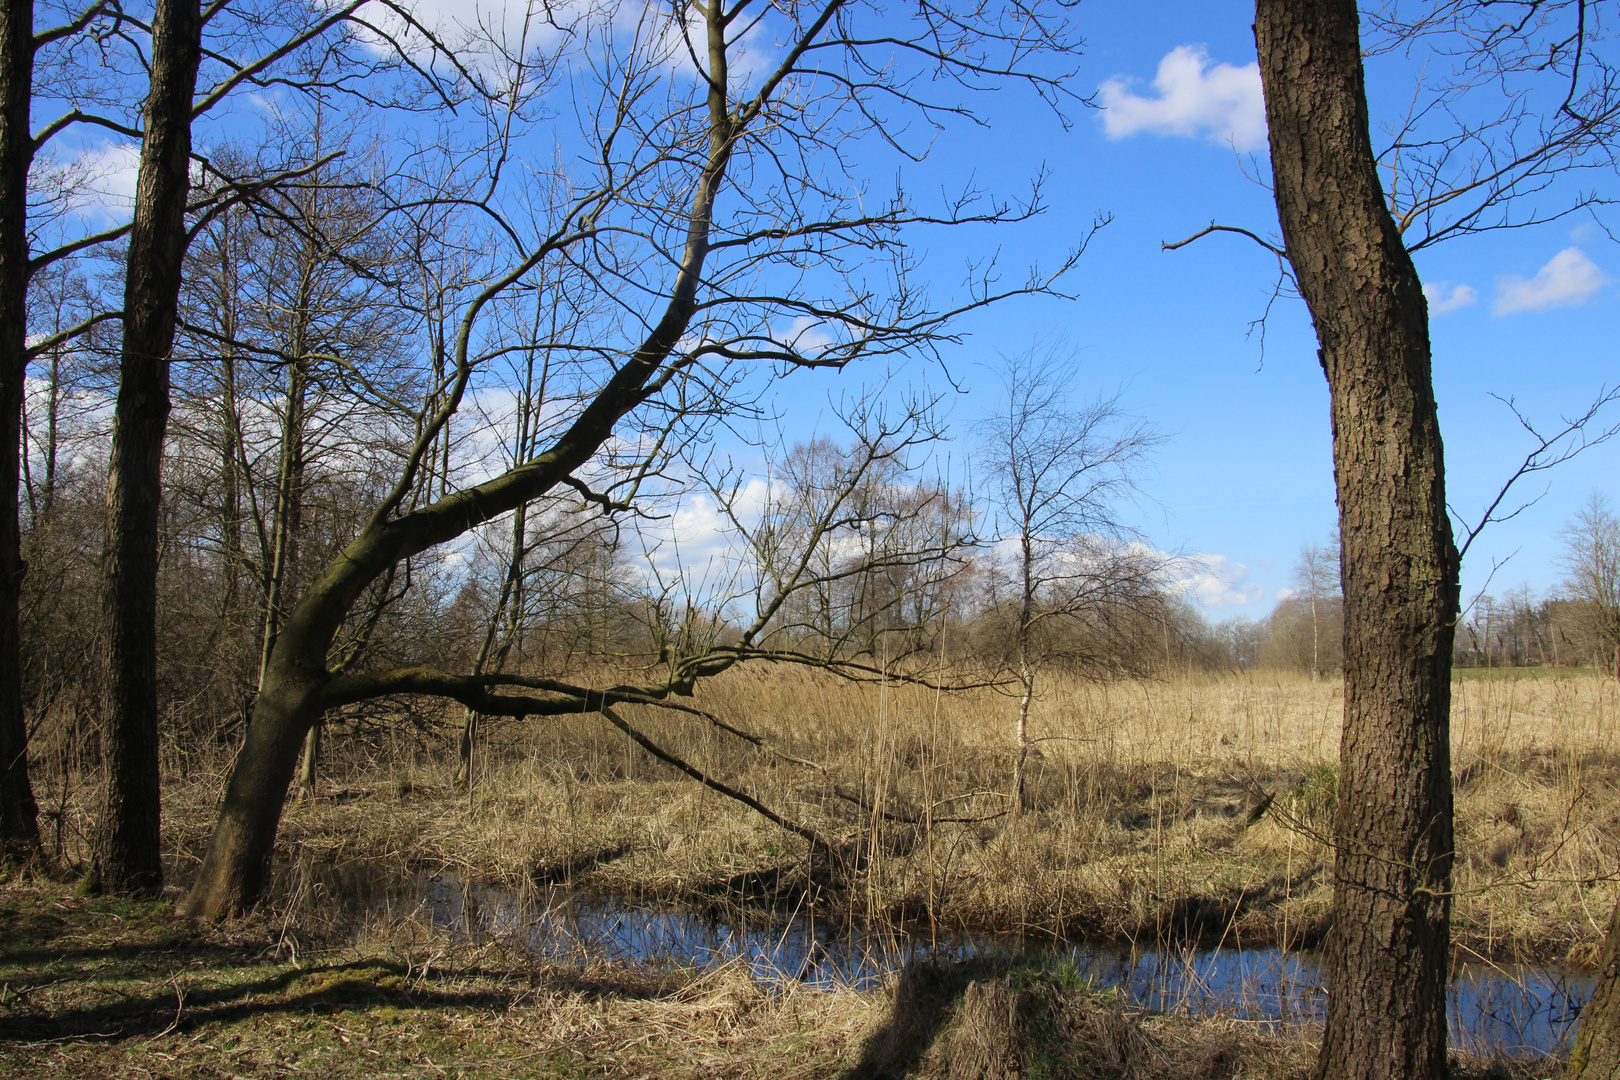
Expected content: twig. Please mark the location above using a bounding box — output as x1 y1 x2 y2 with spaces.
146 978 187 1041
1162 222 1286 257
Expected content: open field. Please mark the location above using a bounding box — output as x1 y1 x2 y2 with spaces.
111 668 1620 967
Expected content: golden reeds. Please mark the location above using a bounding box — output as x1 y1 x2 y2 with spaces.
62 668 1620 966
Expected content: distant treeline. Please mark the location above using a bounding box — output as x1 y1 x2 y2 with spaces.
1194 499 1620 678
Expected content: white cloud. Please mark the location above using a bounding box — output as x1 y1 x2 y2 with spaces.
1568 221 1604 244
633 479 773 585
359 1 777 88
1422 281 1477 315
352 0 575 78
1098 46 1266 152
1168 552 1264 608
780 316 835 355
1493 247 1607 315
55 140 141 221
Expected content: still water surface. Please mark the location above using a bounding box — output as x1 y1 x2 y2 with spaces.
314 863 1592 1058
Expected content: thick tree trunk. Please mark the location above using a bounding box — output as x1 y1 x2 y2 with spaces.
1254 4 1458 1080
96 0 202 896
184 0 737 917
0 0 40 867
183 664 324 916
1568 896 1620 1080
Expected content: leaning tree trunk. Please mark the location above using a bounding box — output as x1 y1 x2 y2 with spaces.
1568 896 1620 1080
1255 4 1459 1080
183 0 741 917
96 0 203 896
0 0 40 867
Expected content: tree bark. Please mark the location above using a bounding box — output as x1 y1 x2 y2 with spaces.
296 719 319 800
0 0 40 867
184 64 737 914
97 0 202 896
1568 896 1620 1080
1254 4 1458 1080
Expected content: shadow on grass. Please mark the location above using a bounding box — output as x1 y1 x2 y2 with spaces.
0 950 681 1045
1 958 474 1043
0 879 693 1048
842 957 992 1080
842 957 1152 1080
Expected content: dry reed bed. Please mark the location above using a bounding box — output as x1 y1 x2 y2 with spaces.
153 670 1620 967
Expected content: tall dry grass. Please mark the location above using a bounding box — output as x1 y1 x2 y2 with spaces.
116 668 1620 965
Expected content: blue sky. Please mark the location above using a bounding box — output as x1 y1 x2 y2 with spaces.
820 0 1620 618
41 0 1615 620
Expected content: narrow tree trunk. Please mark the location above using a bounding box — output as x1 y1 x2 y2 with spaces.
1255 4 1458 1080
0 0 40 867
256 355 306 689
1568 896 1620 1080
297 719 319 800
40 346 60 519
1311 594 1320 679
457 501 528 790
97 0 203 896
215 217 245 617
1012 531 1035 816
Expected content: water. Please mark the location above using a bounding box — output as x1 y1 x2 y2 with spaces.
313 863 1594 1058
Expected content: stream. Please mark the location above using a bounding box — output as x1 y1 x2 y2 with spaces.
305 862 1594 1058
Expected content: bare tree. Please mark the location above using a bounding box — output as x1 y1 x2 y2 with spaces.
85 0 438 895
974 346 1162 815
1158 3 1620 1075
182 0 1087 918
707 393 974 671
1569 894 1620 1080
1292 535 1341 679
94 0 205 896
1559 492 1620 678
0 0 40 866
1253 6 1459 1075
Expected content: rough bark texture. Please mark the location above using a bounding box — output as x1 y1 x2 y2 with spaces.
97 0 202 896
1254 3 1458 1080
0 0 40 866
1569 897 1620 1080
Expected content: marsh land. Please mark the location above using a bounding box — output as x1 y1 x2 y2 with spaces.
4 669 1614 1077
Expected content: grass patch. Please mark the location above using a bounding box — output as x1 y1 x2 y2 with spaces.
0 880 870 1078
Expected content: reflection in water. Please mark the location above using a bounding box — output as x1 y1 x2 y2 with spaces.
319 864 1593 1058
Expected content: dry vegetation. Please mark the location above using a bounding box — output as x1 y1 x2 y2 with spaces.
0 878 1565 1080
81 667 1615 968
13 665 1611 1077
